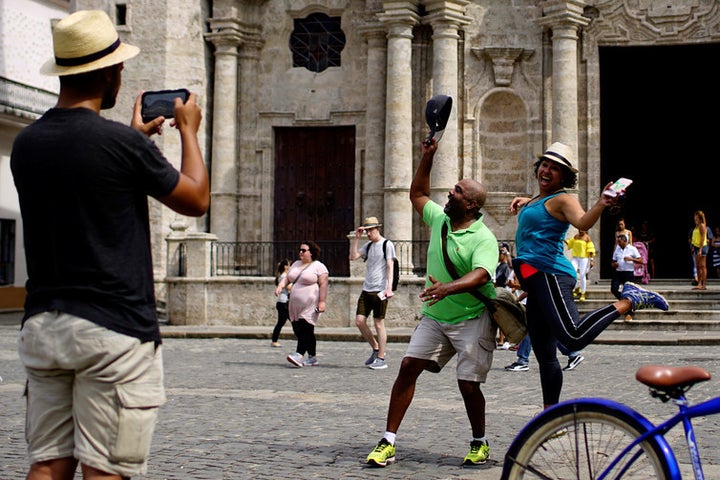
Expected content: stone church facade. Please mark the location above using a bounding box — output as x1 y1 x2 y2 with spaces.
3 0 718 320
102 0 713 238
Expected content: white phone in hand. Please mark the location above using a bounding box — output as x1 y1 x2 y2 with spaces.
604 177 633 197
378 291 387 301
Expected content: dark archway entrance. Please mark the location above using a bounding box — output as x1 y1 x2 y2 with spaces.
599 43 720 279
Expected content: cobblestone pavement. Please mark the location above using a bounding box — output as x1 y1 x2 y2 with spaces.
2 318 720 479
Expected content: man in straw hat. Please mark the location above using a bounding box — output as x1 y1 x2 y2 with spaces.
366 138 498 468
11 10 209 479
349 216 397 370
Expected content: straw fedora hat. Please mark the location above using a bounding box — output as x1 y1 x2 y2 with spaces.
360 216 382 229
40 10 140 76
538 142 578 174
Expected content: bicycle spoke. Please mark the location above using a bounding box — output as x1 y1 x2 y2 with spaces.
505 404 668 479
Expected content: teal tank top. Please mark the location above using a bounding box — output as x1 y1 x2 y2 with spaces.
515 192 576 278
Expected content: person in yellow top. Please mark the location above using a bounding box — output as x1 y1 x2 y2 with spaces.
690 210 708 291
566 229 596 301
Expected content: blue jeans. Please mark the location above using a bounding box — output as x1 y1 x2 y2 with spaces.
516 335 579 364
516 335 532 364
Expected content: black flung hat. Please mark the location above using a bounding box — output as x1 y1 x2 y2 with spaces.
424 95 453 144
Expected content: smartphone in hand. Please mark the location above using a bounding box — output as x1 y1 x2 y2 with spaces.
604 177 633 197
141 88 189 123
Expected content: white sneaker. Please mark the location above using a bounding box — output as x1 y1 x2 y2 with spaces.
303 355 318 366
368 358 388 370
498 342 511 350
287 352 303 367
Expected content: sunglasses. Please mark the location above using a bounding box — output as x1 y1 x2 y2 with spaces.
299 248 309 253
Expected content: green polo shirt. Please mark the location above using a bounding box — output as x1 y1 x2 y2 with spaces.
422 200 497 324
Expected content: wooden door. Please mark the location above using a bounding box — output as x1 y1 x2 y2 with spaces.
274 127 355 276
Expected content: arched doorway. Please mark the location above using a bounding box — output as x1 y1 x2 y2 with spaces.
599 43 720 279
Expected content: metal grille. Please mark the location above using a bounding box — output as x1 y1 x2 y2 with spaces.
290 13 346 73
211 240 430 278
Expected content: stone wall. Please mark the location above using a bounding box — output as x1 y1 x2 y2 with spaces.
166 275 426 328
165 227 427 326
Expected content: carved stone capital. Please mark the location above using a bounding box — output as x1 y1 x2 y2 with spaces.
472 47 535 86
537 0 592 30
424 0 472 29
205 17 264 50
378 1 420 33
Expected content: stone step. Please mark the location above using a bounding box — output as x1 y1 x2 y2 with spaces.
605 319 720 331
576 280 720 329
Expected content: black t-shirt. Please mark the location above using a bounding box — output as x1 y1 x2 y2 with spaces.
495 262 512 287
11 108 180 343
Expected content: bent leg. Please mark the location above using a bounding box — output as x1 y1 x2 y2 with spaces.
527 272 620 352
385 357 427 433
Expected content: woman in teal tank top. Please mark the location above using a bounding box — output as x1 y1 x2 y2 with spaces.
509 142 669 409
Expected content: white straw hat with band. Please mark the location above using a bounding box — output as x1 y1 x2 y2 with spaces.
538 142 578 174
40 10 140 76
360 216 382 229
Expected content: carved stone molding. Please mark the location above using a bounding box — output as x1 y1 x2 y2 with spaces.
588 0 720 44
472 47 534 87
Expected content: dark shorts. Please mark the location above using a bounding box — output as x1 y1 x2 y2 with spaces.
356 290 388 319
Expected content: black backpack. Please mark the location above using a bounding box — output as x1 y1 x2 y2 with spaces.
383 240 399 291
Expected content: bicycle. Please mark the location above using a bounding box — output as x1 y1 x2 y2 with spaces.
501 365 719 479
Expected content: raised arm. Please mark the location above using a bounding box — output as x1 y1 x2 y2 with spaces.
132 92 210 217
410 139 438 215
349 227 363 261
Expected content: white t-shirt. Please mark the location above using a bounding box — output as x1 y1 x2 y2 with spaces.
612 244 640 272
360 238 396 292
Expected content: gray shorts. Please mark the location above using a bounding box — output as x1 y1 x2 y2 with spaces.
18 312 166 477
404 312 496 382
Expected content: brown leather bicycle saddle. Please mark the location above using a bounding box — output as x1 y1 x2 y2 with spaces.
636 365 711 392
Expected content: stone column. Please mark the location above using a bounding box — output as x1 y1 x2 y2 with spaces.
236 37 264 241
425 1 471 205
359 24 388 222
378 3 419 243
205 26 242 242
537 1 590 157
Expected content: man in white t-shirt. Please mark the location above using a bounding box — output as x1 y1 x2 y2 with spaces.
611 234 642 321
349 216 397 370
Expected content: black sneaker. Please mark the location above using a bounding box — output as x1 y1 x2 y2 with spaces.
505 361 529 372
563 354 584 371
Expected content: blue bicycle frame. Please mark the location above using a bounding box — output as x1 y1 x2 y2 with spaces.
524 395 720 480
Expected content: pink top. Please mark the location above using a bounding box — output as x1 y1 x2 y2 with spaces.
287 260 328 325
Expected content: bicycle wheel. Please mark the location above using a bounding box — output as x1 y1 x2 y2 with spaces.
503 400 672 479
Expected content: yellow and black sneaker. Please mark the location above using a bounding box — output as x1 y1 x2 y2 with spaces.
366 438 396 467
462 439 489 466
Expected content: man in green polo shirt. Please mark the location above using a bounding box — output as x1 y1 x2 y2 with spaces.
366 138 498 468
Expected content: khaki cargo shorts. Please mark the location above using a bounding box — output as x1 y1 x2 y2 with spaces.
18 311 166 477
404 312 495 382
